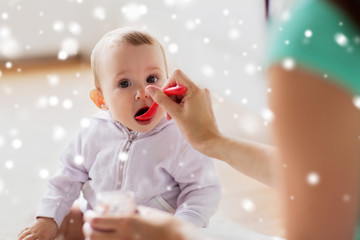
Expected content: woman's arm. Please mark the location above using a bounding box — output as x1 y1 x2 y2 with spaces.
146 69 277 187
206 134 277 187
269 65 360 239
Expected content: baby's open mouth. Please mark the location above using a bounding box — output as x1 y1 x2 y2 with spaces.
134 107 150 118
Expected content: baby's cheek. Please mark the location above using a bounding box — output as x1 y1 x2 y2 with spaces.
110 109 127 122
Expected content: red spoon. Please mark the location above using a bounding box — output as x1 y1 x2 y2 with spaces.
135 85 187 121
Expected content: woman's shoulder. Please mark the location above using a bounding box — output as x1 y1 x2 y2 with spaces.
268 0 360 95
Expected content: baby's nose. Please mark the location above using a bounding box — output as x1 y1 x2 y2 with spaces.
135 88 150 100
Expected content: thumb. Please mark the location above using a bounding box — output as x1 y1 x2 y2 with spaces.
146 85 181 118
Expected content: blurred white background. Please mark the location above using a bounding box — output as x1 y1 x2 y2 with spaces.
0 0 289 239
0 0 269 112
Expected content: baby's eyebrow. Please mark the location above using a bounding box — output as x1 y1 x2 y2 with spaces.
113 70 130 80
146 66 162 72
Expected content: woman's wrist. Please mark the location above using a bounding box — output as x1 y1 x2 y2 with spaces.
197 132 225 160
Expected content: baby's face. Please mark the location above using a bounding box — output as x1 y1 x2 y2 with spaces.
98 43 166 132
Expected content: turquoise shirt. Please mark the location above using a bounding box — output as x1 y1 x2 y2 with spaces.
268 0 360 96
268 0 360 239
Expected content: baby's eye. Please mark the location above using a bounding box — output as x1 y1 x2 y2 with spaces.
146 75 158 84
119 80 131 88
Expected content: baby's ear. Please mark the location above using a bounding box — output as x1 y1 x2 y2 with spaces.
90 89 108 110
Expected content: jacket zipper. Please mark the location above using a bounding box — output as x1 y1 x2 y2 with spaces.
116 130 138 189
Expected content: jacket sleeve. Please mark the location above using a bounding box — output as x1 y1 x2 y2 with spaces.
172 144 222 228
35 131 89 227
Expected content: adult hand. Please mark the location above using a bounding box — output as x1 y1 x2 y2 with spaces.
83 206 196 240
146 69 221 155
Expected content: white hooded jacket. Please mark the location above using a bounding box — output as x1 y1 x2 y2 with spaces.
36 111 222 228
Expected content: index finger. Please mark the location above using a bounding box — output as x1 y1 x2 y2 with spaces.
88 214 139 231
162 69 197 91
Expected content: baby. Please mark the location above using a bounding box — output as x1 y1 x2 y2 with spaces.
18 27 221 239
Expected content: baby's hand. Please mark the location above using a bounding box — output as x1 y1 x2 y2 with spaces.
18 217 57 240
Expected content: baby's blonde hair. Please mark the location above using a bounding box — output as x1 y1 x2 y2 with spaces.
90 27 168 89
